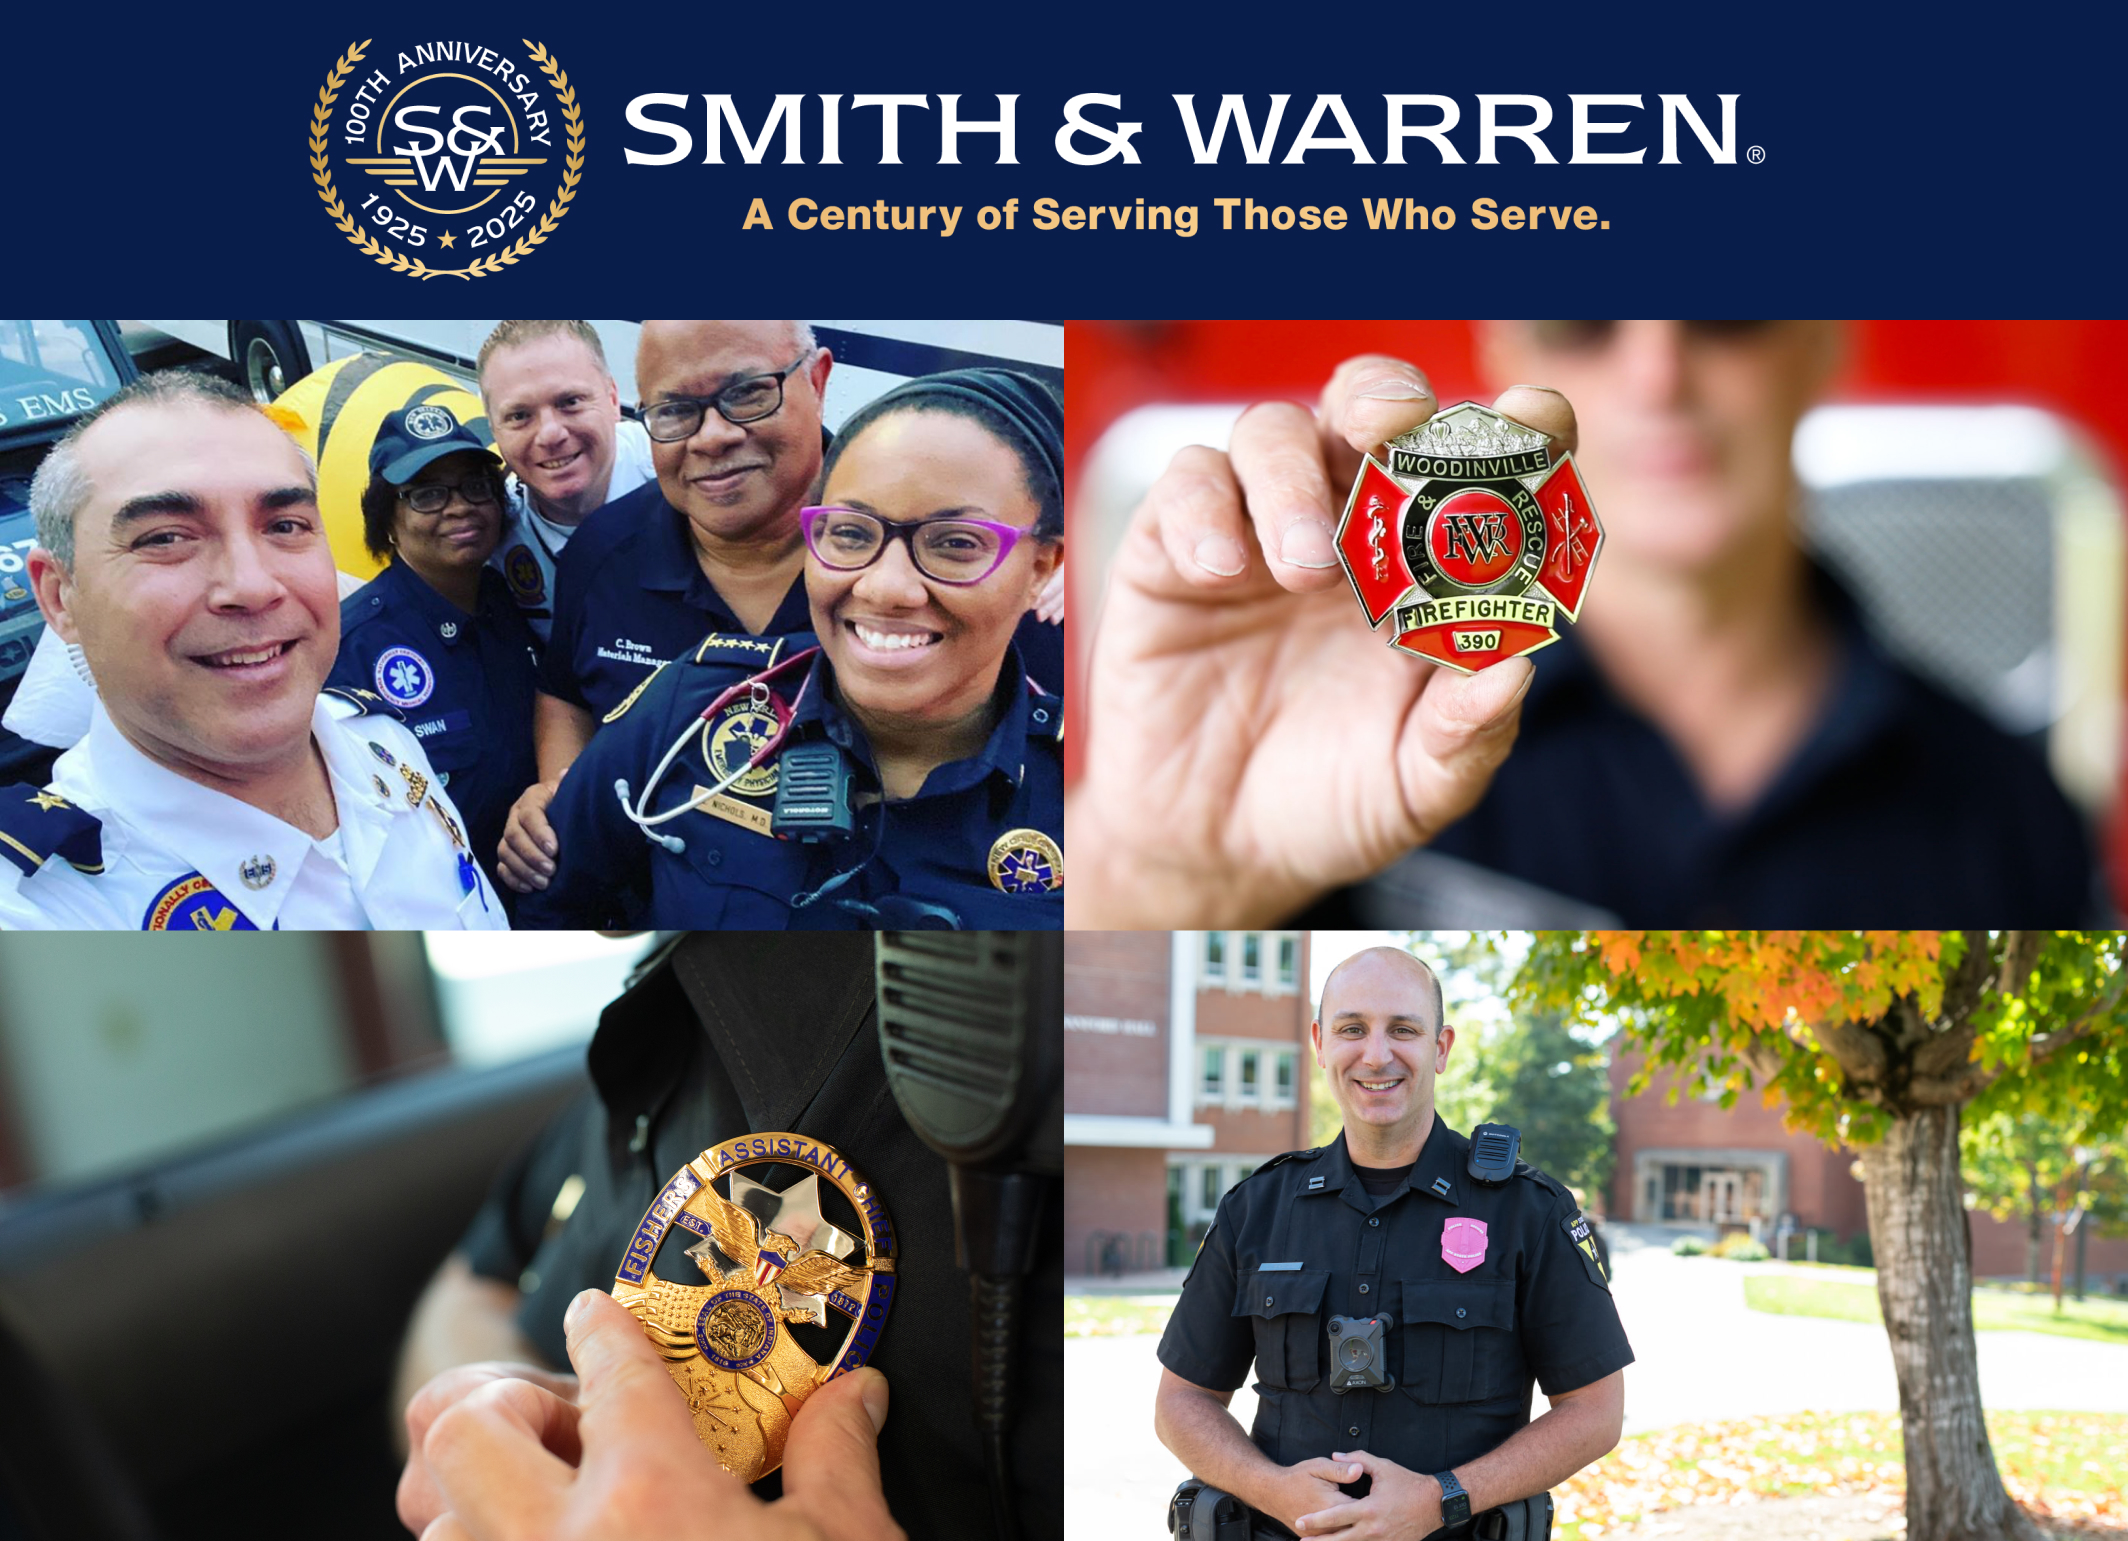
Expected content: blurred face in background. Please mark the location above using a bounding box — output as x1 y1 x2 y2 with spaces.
1479 320 1843 575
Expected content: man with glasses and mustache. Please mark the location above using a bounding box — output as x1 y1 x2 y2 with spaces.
1072 320 2096 927
0 371 506 929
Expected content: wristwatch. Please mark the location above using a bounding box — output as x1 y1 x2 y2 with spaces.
1433 1469 1471 1529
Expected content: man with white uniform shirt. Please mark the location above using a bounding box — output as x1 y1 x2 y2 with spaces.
479 319 657 642
0 371 503 930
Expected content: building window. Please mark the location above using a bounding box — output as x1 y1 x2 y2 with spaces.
1276 936 1298 989
1201 1045 1225 1098
1201 1166 1220 1211
1275 1052 1296 1103
1240 933 1261 985
1202 932 1226 984
1239 1049 1260 1100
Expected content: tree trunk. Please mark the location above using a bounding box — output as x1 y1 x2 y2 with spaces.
1862 1105 2047 1541
2024 1162 2042 1284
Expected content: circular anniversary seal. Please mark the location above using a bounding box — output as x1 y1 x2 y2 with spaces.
1333 401 1605 671
612 1133 896 1482
309 38 583 279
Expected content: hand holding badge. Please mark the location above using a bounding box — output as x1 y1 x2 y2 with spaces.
1334 401 1603 670
612 1134 895 1483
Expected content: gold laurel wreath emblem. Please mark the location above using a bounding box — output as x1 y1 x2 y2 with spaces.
308 38 584 280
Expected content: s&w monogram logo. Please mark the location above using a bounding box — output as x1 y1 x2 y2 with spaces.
308 38 585 280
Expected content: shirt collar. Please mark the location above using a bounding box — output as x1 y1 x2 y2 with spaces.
375 558 494 648
642 496 813 636
791 644 1040 795
81 696 413 926
1296 1115 1464 1214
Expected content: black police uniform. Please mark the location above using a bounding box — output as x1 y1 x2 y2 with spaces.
329 560 542 895
453 934 1062 1541
1158 1119 1632 1536
514 638 1064 931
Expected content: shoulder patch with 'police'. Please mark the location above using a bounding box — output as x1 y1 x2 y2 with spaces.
603 660 670 724
0 786 105 878
324 686 406 720
1564 1211 1610 1291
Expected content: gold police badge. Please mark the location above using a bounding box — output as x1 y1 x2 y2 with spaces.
613 1134 895 1482
308 38 584 279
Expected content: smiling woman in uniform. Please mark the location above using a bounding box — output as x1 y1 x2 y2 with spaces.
515 368 1065 929
329 407 541 898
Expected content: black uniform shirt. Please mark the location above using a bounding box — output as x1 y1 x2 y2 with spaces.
1158 1119 1632 1480
455 934 1061 1541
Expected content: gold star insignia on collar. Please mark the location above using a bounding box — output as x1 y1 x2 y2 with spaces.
29 791 69 812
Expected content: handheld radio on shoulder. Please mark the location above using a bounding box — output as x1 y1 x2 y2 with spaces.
1468 1123 1520 1184
875 932 1062 1541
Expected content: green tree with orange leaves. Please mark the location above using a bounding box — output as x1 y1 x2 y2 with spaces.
1516 930 2128 1541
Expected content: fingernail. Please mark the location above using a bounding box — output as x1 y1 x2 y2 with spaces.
1356 377 1431 402
538 860 555 876
1279 520 1337 569
1192 535 1246 577
1506 383 1567 398
564 1290 596 1334
859 1369 890 1433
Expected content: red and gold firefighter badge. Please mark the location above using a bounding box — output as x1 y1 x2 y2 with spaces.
1334 402 1602 671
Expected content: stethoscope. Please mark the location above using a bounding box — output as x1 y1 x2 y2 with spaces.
613 643 820 855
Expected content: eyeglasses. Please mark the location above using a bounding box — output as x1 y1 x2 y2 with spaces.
801 506 1036 585
639 351 816 442
399 478 498 514
1528 320 1777 352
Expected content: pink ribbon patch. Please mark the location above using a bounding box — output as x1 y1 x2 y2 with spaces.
1442 1217 1488 1273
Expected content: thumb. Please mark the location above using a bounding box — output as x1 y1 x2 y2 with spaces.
781 1368 902 1539
562 1290 697 1444
1403 655 1532 841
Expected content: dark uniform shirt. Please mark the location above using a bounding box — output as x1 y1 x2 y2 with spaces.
539 483 816 720
455 934 1062 1541
1308 571 2098 926
515 639 1064 931
1158 1121 1632 1499
329 561 542 895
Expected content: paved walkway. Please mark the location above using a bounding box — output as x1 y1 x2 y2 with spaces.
1065 1222 2128 1540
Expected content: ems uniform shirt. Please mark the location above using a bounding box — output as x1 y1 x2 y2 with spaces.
330 560 542 891
0 692 506 930
514 641 1064 931
539 484 815 720
1158 1121 1632 1487
453 934 1062 1541
492 419 658 642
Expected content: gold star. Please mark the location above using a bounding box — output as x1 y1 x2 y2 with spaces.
29 791 69 812
438 230 457 248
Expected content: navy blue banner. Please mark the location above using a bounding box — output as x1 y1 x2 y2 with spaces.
8 5 2118 314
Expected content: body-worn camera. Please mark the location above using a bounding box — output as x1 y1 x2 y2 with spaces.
1326 1312 1396 1392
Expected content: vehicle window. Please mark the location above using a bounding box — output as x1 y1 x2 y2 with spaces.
0 932 649 1198
0 320 123 435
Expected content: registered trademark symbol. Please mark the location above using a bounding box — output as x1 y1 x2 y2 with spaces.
1746 145 1766 164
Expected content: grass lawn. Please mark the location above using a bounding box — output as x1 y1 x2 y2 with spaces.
1744 1274 2128 1346
1554 1410 2128 1538
1065 1294 1177 1337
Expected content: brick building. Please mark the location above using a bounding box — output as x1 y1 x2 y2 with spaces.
1064 931 1312 1278
1609 1042 2128 1287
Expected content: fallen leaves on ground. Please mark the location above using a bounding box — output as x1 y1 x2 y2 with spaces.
1555 1412 2128 1539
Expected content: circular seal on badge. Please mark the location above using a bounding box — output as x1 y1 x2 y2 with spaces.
308 38 584 280
376 646 436 708
612 1133 896 1484
988 829 1064 895
1334 401 1604 673
704 704 781 797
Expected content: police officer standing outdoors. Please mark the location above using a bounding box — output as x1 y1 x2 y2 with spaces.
1155 948 1629 1539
